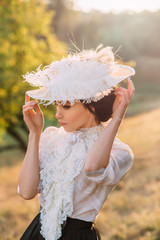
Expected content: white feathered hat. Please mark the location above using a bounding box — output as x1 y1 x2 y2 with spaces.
23 45 135 105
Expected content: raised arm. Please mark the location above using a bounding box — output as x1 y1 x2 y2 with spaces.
18 93 44 199
84 78 135 172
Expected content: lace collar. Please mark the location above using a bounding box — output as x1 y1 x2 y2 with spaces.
65 124 105 141
71 123 104 133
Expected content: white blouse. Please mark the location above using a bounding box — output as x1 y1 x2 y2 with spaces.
38 124 134 240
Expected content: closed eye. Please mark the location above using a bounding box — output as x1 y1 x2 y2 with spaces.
63 105 71 109
53 102 71 109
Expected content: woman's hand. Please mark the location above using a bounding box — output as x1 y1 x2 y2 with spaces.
112 78 135 121
22 93 44 135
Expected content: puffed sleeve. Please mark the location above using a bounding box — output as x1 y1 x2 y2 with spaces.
83 138 134 186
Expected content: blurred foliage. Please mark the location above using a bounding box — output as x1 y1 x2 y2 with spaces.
0 0 66 151
1 0 160 151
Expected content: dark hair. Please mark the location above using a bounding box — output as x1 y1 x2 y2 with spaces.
83 89 116 124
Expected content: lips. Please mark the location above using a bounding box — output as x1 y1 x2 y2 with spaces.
59 122 67 126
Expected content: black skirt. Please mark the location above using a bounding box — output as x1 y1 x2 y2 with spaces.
20 213 101 240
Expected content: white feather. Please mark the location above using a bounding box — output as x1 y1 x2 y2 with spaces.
23 46 135 105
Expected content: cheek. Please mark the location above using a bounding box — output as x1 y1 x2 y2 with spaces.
66 106 89 125
69 110 87 123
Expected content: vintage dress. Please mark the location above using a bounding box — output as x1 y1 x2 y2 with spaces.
38 124 134 240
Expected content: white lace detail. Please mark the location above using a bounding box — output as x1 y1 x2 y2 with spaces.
38 125 105 240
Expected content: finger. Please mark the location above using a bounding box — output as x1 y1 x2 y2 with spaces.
114 91 125 96
24 100 38 107
115 87 128 93
23 104 34 110
127 78 134 91
25 93 30 104
114 91 129 104
127 78 135 97
114 91 125 100
23 106 34 111
34 103 42 114
114 88 129 99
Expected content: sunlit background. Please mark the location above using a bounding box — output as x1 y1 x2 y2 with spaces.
0 0 160 239
74 0 160 13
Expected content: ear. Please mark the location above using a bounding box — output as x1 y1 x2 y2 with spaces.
90 106 95 113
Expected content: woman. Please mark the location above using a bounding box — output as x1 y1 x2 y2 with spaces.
18 46 135 240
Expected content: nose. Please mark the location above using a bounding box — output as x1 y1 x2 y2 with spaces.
55 105 63 119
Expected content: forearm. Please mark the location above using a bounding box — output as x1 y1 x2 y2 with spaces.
18 132 41 199
84 116 122 172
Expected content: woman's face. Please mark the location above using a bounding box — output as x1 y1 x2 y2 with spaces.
55 101 97 132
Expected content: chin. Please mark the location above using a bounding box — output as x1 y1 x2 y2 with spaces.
62 124 84 132
62 126 75 132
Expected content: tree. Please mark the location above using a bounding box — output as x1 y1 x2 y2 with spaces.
0 0 66 151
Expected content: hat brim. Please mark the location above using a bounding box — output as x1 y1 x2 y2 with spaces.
110 64 135 82
26 87 51 101
26 64 135 104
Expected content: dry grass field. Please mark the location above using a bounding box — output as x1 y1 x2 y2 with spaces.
0 108 160 240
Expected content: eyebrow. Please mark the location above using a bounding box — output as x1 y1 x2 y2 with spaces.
55 101 71 105
64 101 71 105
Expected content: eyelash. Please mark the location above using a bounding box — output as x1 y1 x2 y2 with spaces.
63 105 71 109
54 103 71 109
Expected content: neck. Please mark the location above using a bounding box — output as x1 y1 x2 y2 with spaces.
79 114 99 129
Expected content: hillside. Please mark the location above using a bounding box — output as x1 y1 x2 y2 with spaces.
0 108 160 240
97 108 160 240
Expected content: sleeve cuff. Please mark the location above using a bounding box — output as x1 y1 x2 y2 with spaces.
83 168 105 176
